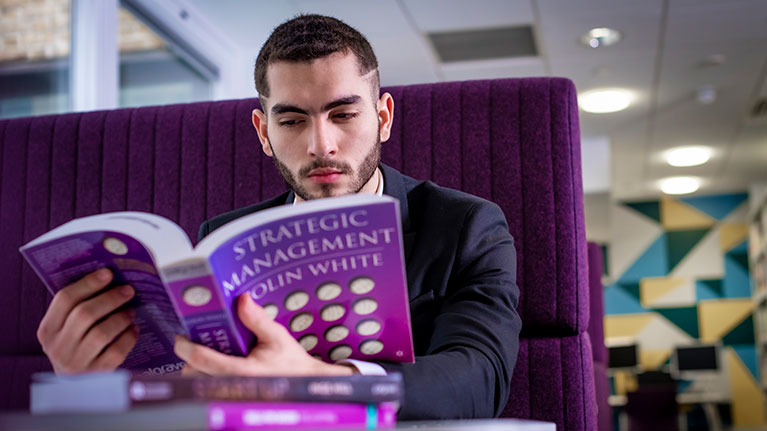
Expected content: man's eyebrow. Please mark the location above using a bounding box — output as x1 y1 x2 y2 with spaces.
321 95 361 111
270 95 362 117
270 104 308 116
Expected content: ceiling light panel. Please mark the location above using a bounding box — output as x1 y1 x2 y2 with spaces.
578 88 635 113
664 146 713 167
659 177 701 195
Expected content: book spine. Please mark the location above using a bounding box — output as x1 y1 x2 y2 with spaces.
159 260 252 356
129 375 403 404
206 402 397 430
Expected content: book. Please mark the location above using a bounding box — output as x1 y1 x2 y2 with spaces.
30 370 403 413
20 194 414 375
204 401 397 430
20 400 396 430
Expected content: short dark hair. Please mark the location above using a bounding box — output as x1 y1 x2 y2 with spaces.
254 14 380 103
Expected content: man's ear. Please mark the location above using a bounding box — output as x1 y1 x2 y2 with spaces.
377 92 394 143
252 109 273 157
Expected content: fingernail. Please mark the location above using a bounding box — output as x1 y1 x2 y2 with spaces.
119 285 134 297
96 268 112 281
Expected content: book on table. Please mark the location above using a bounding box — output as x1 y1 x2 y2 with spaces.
20 194 414 375
30 370 403 412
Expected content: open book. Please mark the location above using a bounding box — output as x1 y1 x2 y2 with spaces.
21 195 414 376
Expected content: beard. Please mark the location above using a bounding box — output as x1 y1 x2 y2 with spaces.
270 126 382 201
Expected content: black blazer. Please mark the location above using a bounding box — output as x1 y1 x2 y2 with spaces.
199 164 521 420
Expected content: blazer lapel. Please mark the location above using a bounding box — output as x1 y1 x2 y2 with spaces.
380 164 417 264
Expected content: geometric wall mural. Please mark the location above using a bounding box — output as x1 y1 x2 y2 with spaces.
604 192 765 427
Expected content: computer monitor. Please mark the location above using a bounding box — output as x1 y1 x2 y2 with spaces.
608 344 639 369
671 344 719 379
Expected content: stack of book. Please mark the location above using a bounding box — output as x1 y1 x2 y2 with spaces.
28 370 402 430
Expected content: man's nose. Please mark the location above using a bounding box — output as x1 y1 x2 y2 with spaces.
308 120 338 158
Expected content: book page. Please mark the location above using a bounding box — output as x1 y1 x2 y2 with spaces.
23 212 193 267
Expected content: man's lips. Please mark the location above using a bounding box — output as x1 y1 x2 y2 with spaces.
307 168 343 184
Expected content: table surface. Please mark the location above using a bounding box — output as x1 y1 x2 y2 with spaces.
0 405 556 431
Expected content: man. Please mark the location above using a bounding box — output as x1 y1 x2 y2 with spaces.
36 14 521 419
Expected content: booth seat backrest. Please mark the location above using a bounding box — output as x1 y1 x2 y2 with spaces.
0 79 593 425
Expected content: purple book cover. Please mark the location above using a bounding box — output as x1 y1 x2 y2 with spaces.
206 401 397 430
20 195 414 374
199 196 414 363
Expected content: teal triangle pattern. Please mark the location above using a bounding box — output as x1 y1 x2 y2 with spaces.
730 240 748 254
618 234 668 284
665 229 710 272
721 316 755 345
723 254 752 298
728 250 750 273
655 307 699 338
625 201 661 223
604 283 647 315
731 344 759 381
680 193 748 220
695 279 723 300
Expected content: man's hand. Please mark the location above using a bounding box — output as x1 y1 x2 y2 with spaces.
175 294 355 376
37 268 138 374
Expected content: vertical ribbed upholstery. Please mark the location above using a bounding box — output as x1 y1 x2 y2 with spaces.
0 78 595 429
587 242 611 431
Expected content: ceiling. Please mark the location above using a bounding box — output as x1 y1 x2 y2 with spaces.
185 0 767 201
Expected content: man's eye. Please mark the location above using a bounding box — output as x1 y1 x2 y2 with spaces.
279 119 301 127
334 112 358 120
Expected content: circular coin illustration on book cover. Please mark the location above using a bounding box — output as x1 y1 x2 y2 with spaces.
352 298 378 315
289 312 314 332
284 291 309 311
349 276 375 294
320 303 346 322
359 339 384 355
102 237 129 255
298 334 318 351
315 282 342 301
329 344 353 361
324 325 349 342
182 285 212 307
356 319 382 336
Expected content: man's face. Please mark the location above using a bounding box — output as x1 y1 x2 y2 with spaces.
252 52 393 201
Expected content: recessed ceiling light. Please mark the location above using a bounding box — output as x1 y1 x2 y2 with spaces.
659 176 701 195
578 88 634 113
664 146 713 167
580 27 622 48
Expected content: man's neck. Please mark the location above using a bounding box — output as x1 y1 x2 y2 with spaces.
294 167 382 204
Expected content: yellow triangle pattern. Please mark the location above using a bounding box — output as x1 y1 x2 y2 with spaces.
726 348 767 426
719 223 748 252
660 197 716 231
640 348 672 370
640 277 687 308
605 314 655 341
698 299 754 343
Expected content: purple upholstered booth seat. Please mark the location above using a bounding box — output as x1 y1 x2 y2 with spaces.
0 78 595 429
588 242 611 431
